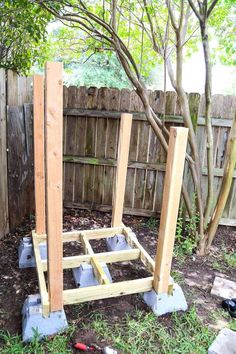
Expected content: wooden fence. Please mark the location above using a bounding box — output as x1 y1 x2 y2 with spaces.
62 87 236 226
0 70 33 236
0 71 236 238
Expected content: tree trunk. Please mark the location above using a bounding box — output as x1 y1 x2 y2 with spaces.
200 23 214 229
173 35 204 239
201 115 236 254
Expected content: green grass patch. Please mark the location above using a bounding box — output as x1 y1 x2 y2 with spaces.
90 307 216 354
0 326 74 354
210 308 236 331
224 252 236 268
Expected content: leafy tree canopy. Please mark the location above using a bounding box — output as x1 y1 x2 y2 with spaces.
0 0 235 75
0 0 51 74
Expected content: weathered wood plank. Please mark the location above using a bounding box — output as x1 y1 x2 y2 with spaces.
0 69 9 237
7 106 34 228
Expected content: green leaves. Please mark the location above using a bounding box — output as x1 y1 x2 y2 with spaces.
0 0 51 74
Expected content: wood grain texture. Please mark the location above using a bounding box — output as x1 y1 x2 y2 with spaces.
153 127 189 293
33 75 46 235
2 78 236 232
45 62 63 312
112 113 133 227
7 105 34 229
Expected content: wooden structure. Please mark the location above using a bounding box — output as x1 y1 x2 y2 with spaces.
63 87 236 225
1 69 236 239
32 62 188 315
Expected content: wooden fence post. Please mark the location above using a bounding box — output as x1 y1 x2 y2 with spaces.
33 75 46 235
153 127 188 293
0 69 9 238
45 62 63 312
112 113 132 227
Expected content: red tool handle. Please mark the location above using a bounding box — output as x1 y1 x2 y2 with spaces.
74 342 95 351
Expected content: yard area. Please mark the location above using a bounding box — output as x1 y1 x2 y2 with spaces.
0 1 236 353
0 209 235 353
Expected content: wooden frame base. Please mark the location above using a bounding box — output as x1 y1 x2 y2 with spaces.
32 225 155 316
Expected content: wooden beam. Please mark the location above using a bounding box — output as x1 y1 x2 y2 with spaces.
82 226 124 240
41 248 140 271
91 257 110 285
63 109 234 127
45 62 63 312
112 113 132 227
33 75 46 235
32 231 49 316
63 277 153 305
124 228 155 273
153 127 188 293
35 227 126 243
81 234 94 254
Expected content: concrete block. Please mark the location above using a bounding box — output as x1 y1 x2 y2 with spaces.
143 283 188 316
22 294 68 342
18 237 47 268
106 234 131 252
208 328 236 354
211 276 236 300
73 263 112 287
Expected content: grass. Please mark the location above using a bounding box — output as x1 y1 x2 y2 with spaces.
89 307 216 354
1 307 234 353
171 270 184 284
0 327 74 354
209 308 236 331
212 250 236 272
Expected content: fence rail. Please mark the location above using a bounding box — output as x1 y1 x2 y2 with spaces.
0 71 236 238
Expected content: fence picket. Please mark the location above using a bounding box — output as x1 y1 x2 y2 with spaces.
1 76 236 238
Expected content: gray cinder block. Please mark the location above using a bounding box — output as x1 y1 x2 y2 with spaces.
143 283 188 316
208 328 236 354
22 294 68 342
73 263 112 287
106 234 132 252
18 237 47 268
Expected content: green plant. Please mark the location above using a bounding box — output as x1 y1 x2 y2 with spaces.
175 210 199 257
0 326 75 354
89 307 215 354
212 260 223 271
210 308 236 332
146 217 158 230
171 270 184 284
224 252 236 268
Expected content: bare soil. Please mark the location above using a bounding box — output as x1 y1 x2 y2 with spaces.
0 209 235 348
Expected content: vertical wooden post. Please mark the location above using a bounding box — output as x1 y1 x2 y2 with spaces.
153 127 188 294
45 62 63 312
33 75 46 235
112 113 132 227
0 69 9 238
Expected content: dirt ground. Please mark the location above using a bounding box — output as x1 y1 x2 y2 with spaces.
0 209 235 347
